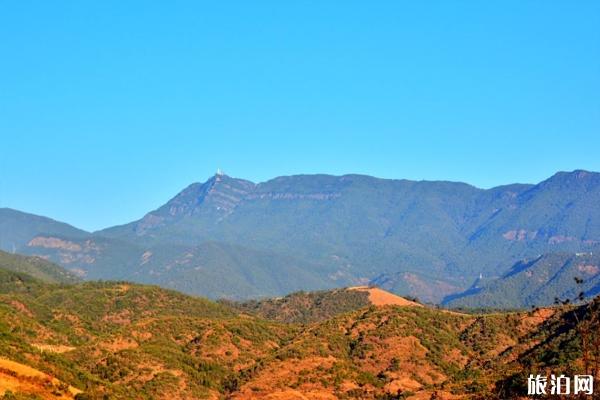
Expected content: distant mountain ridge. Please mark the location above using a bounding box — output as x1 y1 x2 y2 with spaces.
2 169 600 304
0 249 79 284
444 250 600 308
0 208 88 252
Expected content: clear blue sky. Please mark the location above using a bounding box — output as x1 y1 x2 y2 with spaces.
1 1 599 231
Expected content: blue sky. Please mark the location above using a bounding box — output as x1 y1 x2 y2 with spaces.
1 1 599 231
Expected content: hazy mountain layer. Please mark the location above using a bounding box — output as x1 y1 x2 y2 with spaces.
445 251 600 308
3 170 600 303
0 208 87 252
0 249 79 284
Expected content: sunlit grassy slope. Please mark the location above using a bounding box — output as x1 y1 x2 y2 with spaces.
0 268 598 399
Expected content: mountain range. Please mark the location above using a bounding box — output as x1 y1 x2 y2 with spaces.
1 169 599 305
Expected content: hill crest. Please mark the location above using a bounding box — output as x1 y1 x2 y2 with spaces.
347 286 423 307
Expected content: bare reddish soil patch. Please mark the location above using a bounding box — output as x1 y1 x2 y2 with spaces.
348 286 423 307
0 357 82 398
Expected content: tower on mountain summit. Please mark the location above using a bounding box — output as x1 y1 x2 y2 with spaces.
216 168 224 176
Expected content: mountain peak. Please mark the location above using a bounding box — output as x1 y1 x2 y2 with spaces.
534 169 600 191
128 174 257 235
551 169 597 180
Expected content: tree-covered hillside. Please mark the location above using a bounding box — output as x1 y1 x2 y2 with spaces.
226 288 372 323
0 250 79 284
0 270 598 399
445 251 600 309
4 170 600 303
0 208 87 252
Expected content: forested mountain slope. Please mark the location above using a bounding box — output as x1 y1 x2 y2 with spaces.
0 271 598 399
3 170 599 303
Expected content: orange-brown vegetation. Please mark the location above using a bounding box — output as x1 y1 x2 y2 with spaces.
0 274 597 399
